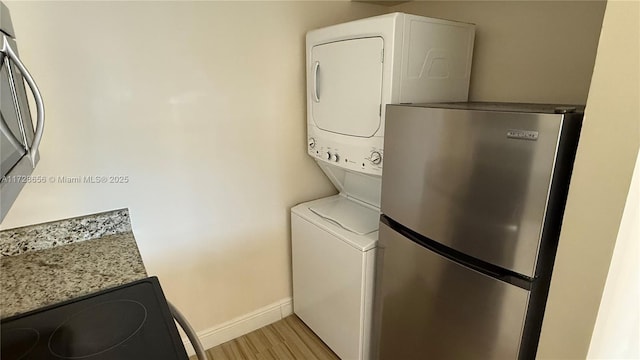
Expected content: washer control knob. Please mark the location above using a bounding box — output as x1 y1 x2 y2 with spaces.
334 154 340 162
308 137 316 149
326 152 332 161
370 151 382 165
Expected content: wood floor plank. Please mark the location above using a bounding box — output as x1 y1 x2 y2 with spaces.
206 345 229 360
234 336 260 360
282 338 319 360
245 328 272 353
191 315 339 360
221 341 246 359
284 317 340 360
264 342 296 360
262 323 286 344
272 319 321 360
255 351 276 360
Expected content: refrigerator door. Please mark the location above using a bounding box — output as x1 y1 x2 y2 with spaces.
381 105 565 277
375 221 530 360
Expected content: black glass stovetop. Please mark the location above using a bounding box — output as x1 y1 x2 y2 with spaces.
1 277 189 360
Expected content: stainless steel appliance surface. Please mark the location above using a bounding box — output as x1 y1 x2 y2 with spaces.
0 1 45 223
373 102 583 360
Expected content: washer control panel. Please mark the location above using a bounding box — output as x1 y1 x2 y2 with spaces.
307 134 383 176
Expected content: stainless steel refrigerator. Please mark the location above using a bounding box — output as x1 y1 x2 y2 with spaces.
373 102 583 360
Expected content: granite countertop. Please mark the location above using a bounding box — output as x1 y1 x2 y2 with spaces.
0 209 148 319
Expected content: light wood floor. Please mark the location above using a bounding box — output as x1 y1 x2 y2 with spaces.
190 315 340 360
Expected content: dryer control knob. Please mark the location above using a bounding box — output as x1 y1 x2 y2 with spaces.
370 151 382 165
308 138 316 149
334 154 340 162
326 152 332 161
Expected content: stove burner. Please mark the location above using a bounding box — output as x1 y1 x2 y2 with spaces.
48 299 147 359
0 327 40 360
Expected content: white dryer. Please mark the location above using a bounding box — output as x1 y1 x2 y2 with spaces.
292 12 475 360
306 12 475 180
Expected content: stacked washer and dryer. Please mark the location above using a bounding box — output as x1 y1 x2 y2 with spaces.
291 13 475 360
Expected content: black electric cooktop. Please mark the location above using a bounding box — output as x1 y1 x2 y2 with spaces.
1 277 189 360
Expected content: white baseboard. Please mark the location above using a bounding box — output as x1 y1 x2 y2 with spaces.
182 297 293 356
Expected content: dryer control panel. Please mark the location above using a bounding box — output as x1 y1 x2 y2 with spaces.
307 131 383 176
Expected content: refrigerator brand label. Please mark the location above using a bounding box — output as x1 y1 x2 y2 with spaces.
507 130 539 141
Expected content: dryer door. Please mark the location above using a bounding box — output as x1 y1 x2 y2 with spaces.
310 37 383 138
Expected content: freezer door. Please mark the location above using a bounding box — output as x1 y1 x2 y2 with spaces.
381 105 565 277
375 222 530 360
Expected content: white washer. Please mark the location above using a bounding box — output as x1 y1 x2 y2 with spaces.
292 195 378 360
292 12 475 360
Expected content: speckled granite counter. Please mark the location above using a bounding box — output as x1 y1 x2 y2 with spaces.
0 209 148 319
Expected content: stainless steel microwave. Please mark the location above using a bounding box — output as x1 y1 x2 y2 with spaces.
0 1 44 223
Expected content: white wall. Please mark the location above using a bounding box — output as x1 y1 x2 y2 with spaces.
588 151 640 359
392 0 606 104
0 0 385 334
538 1 640 358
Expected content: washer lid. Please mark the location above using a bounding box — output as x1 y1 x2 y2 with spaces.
309 196 379 235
